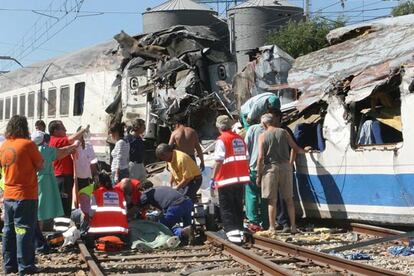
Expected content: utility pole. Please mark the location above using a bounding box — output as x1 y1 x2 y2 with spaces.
304 0 311 20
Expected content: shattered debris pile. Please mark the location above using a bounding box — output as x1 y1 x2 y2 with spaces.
108 25 235 139
233 45 296 109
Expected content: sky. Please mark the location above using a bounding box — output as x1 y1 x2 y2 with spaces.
0 0 401 71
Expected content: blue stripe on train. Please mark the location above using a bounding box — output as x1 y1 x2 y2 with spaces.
295 173 414 207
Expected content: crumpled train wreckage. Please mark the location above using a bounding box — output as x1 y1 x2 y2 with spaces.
286 14 414 149
105 25 236 140
105 25 295 141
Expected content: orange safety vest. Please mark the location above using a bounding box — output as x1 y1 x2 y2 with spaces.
214 131 250 188
89 187 128 235
115 179 141 205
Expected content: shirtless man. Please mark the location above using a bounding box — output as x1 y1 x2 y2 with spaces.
169 121 205 171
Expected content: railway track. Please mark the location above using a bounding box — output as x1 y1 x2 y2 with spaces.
77 223 411 275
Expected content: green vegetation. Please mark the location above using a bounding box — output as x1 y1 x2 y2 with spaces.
391 1 414 16
266 17 345 58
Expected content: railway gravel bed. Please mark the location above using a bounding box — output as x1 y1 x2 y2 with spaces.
93 244 255 275
254 224 414 275
1 223 412 275
0 243 88 275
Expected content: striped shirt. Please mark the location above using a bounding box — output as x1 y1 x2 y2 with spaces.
111 139 130 171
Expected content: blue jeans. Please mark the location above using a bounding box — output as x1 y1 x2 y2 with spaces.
70 209 89 235
160 199 192 238
2 199 37 274
34 223 49 253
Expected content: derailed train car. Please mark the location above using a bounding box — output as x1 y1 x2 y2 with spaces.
287 15 414 225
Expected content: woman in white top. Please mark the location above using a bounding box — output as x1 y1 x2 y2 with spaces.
109 122 130 184
74 126 98 189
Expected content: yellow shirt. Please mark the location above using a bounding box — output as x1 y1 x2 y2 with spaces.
168 150 201 184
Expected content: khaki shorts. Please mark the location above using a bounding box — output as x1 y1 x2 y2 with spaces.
261 163 293 201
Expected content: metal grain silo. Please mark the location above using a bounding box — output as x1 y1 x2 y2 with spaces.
229 0 303 70
143 0 218 33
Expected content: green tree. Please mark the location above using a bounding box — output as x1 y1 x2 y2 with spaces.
266 17 345 58
391 1 414 16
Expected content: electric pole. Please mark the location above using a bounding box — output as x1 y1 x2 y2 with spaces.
305 0 311 20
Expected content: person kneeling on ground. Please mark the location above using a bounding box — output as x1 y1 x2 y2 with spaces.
115 178 145 220
72 172 128 241
137 181 192 239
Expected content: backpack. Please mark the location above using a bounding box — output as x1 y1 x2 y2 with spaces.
95 236 125 252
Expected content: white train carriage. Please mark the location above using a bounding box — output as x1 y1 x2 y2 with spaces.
289 15 414 226
0 41 127 162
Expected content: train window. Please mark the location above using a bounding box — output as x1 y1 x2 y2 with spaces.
73 82 85 116
28 92 35 118
351 73 403 148
48 88 56 117
19 94 26 116
12 95 18 116
5 98 10 120
37 90 46 118
60 86 69 116
0 99 3 120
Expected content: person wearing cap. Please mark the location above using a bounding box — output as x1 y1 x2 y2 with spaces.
240 92 280 129
210 115 250 245
155 144 202 203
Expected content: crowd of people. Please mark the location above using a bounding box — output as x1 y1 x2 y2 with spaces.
0 92 308 274
0 116 151 274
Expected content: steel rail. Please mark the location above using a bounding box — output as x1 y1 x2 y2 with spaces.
252 234 406 276
78 240 104 276
349 223 405 237
205 231 294 276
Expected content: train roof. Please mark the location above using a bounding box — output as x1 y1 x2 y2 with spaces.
288 14 414 111
0 40 123 93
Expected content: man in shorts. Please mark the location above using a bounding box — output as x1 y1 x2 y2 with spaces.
256 113 309 234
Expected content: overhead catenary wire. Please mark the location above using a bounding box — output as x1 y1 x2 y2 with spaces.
1 0 86 71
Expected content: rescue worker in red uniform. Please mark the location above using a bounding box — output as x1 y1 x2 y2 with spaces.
115 178 144 219
88 172 128 239
210 115 250 244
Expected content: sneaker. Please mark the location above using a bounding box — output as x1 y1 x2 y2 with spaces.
181 226 194 244
275 224 284 230
248 223 263 233
281 225 291 233
166 236 181 248
4 268 18 274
